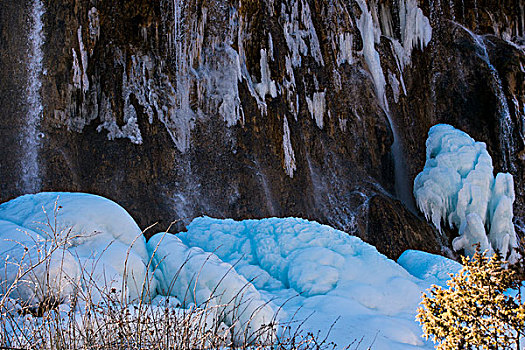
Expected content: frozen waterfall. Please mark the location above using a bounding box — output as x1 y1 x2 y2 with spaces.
21 0 45 193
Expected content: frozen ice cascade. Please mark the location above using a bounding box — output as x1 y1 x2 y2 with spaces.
21 0 45 193
414 124 518 260
0 192 465 349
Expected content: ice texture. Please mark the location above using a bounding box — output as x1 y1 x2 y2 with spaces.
255 49 277 100
414 124 518 259
337 33 354 66
398 250 462 288
356 0 386 109
306 91 326 129
398 0 432 67
21 0 45 194
0 193 153 304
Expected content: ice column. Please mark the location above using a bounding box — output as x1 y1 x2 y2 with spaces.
414 124 518 260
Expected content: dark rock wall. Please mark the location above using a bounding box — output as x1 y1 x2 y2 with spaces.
0 0 523 259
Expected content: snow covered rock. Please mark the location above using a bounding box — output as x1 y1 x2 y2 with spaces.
414 124 518 259
0 192 153 305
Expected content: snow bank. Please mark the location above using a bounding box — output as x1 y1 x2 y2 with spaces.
1 192 466 348
398 250 462 288
0 192 153 304
414 124 518 259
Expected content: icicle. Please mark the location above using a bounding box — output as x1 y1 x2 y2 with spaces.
283 116 296 178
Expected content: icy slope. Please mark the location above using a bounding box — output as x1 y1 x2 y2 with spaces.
414 124 518 259
147 233 276 344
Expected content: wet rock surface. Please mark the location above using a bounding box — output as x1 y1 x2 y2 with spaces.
0 0 523 258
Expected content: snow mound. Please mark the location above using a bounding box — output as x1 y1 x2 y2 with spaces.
147 233 276 344
414 124 518 259
175 217 439 349
0 219 80 305
0 192 153 304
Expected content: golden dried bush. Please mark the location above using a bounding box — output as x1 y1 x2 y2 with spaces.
417 248 525 349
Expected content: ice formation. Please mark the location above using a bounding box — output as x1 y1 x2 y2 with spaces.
77 27 89 94
356 0 386 109
337 33 354 66
175 217 441 349
0 193 153 304
281 0 324 68
459 24 515 171
398 250 462 288
255 49 277 100
414 124 518 259
282 116 296 178
306 91 326 129
397 0 433 68
0 192 468 349
88 7 100 46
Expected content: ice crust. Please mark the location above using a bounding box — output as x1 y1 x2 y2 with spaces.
0 192 466 349
414 124 518 259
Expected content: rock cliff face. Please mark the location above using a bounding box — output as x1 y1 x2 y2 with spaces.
0 0 523 259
